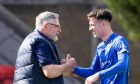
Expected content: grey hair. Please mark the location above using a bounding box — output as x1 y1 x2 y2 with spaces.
35 11 59 29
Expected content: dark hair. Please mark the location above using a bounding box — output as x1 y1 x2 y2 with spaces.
87 9 112 22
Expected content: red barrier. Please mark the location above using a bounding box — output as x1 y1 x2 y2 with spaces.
0 65 15 84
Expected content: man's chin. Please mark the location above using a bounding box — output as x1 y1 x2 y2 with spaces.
92 32 96 37
53 36 58 42
94 35 97 37
92 33 97 37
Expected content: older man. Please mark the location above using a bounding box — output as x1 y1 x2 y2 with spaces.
14 11 76 84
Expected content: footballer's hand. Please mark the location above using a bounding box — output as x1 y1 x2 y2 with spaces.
85 73 99 84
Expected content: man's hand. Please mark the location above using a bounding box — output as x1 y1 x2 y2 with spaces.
61 59 66 64
63 54 76 72
60 54 73 64
42 54 76 78
85 73 99 84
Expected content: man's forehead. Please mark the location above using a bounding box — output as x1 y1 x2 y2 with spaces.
47 18 60 25
89 17 97 21
89 17 97 23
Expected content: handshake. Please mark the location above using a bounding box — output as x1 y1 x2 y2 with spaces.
61 54 76 72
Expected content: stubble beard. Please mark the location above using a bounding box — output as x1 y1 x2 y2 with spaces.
53 35 58 42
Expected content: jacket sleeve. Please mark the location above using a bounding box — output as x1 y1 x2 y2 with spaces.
34 40 54 67
73 54 100 78
99 52 129 79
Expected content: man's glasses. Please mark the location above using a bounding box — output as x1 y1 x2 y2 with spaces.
48 23 60 28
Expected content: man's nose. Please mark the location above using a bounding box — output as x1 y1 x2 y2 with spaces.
59 27 62 33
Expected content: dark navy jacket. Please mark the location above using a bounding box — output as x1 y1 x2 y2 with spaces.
14 30 64 84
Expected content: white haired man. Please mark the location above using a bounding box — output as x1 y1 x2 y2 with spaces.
14 11 76 84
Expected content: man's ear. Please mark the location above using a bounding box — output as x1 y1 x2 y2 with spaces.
102 20 106 29
41 23 48 32
44 23 48 29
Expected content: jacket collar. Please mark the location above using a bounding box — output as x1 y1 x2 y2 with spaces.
104 33 116 45
34 29 54 42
